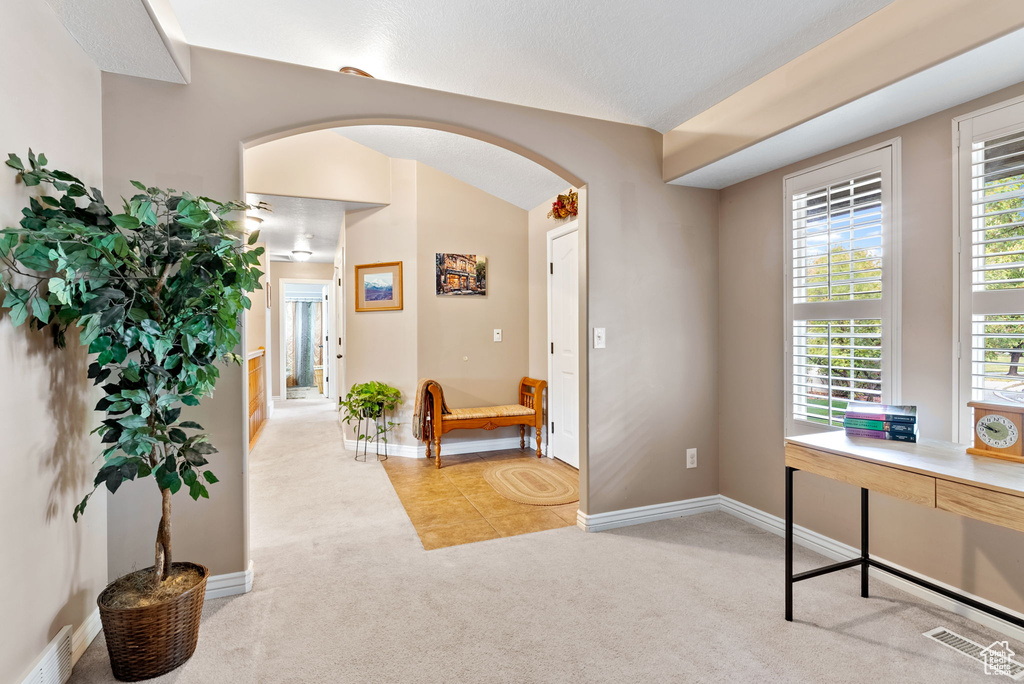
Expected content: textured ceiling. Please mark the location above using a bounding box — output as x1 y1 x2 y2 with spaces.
45 0 187 83
672 26 1024 189
335 127 569 210
167 0 893 132
247 193 382 263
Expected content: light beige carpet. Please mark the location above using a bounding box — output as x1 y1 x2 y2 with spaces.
71 399 1015 683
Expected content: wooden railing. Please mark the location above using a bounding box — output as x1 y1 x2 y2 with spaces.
248 349 268 450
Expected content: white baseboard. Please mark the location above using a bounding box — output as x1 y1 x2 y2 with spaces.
718 495 1024 644
268 398 276 418
576 495 720 532
205 559 254 600
344 436 528 459
72 608 102 666
576 492 1024 642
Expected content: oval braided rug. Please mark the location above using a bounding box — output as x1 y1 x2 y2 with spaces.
483 461 579 506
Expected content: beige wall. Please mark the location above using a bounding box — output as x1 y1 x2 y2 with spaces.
718 80 1024 613
415 162 529 445
0 2 107 681
344 159 419 443
101 45 719 576
269 261 336 399
244 130 391 204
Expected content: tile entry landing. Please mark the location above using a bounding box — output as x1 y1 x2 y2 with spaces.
382 449 579 550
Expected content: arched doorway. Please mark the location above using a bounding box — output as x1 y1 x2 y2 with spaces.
240 120 589 550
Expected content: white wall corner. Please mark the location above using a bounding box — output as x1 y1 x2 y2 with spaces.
576 496 720 533
204 559 254 600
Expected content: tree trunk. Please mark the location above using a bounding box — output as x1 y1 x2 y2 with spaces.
1010 351 1023 377
153 486 172 584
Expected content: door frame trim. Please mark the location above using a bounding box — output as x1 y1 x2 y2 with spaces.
278 277 335 402
547 219 580 465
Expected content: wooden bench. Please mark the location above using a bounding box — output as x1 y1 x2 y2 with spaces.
424 377 546 468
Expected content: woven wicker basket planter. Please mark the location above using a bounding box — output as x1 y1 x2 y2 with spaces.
98 562 208 681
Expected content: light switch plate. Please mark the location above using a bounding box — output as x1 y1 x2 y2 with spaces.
493 329 502 342
593 327 606 349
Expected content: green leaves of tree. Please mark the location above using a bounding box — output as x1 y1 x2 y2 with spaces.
0 150 265 523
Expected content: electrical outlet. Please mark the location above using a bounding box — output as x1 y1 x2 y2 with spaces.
493 329 502 342
686 448 697 469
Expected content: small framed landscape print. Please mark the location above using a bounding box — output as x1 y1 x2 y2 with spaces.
355 261 403 312
436 253 486 296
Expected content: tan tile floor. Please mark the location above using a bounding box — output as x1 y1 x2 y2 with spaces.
382 448 580 549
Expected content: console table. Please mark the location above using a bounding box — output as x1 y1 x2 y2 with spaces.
784 431 1024 628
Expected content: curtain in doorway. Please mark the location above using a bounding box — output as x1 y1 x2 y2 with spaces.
285 301 323 387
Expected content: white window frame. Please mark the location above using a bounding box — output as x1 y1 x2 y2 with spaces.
953 93 1024 442
783 139 903 437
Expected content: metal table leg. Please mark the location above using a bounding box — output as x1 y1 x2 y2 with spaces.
785 466 795 621
861 487 869 598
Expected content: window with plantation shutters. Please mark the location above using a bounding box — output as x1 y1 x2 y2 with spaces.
956 98 1024 440
784 144 900 435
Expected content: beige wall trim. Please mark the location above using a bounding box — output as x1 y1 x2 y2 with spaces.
662 0 1024 182
719 496 1024 643
576 496 720 533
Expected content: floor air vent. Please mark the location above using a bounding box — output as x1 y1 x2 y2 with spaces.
20 625 73 684
924 627 1024 680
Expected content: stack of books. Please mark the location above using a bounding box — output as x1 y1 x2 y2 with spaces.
843 401 918 442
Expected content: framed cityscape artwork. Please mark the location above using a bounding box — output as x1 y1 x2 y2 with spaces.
436 253 486 296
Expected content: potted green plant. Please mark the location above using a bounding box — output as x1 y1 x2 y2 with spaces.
1 151 264 681
339 380 402 460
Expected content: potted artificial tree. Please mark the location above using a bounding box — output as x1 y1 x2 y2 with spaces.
0 151 265 681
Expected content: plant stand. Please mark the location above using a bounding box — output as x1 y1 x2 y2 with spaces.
353 413 390 462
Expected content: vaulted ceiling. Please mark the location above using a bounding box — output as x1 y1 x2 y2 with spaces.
166 0 894 133
334 127 569 210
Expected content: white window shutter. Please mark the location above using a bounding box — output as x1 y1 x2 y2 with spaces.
784 145 899 435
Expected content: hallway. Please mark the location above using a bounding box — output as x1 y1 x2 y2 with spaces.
72 400 1003 682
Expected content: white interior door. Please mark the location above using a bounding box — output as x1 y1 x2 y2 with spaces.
549 227 579 468
335 265 345 402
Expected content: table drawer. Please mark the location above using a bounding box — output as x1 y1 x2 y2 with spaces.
786 445 935 506
937 480 1024 533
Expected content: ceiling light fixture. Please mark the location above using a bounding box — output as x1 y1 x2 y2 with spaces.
291 250 313 262
339 66 374 78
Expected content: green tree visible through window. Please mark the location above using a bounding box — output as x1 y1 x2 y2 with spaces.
977 131 1024 377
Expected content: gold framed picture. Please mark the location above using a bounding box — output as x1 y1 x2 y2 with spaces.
355 261 403 312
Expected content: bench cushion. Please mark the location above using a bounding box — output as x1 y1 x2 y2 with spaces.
447 404 535 420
